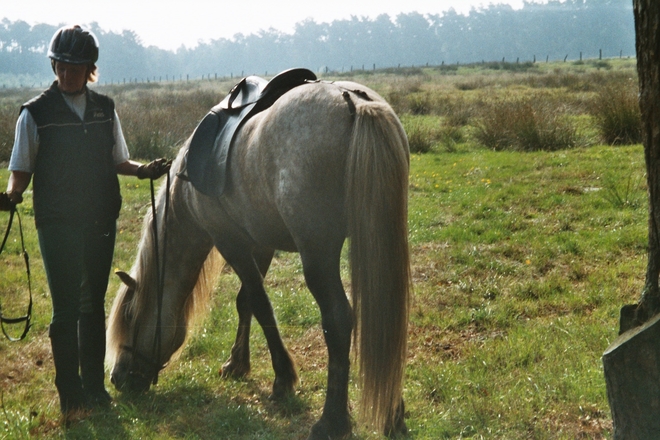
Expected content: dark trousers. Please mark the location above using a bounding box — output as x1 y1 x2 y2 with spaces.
38 221 116 411
38 221 116 325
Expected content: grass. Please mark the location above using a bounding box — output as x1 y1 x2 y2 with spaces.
0 59 648 438
0 144 646 439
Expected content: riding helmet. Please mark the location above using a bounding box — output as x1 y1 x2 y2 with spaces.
48 25 99 64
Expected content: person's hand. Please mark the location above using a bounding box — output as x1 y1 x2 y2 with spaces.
137 158 172 180
0 193 11 211
0 192 21 211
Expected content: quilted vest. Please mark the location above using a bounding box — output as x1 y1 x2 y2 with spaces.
22 81 121 226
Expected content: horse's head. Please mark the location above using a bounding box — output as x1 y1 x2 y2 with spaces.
107 270 184 393
107 166 222 394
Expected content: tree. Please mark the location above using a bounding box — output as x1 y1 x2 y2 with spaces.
627 0 660 327
603 3 660 438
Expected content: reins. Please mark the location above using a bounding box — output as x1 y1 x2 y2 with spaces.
0 205 32 341
149 171 170 382
126 171 171 384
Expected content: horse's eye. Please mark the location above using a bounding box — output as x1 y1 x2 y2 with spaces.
123 304 133 323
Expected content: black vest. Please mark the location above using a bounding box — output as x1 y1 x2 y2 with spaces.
23 81 121 226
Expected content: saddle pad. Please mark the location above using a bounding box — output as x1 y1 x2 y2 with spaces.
183 68 317 197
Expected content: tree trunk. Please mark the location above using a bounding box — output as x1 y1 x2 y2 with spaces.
634 0 660 323
604 2 660 438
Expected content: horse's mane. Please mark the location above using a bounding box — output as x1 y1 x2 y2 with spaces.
107 149 224 368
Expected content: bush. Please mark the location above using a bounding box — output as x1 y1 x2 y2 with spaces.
386 79 426 115
590 79 641 145
474 98 582 151
0 89 39 164
0 105 15 163
408 93 434 115
401 115 442 153
115 85 223 160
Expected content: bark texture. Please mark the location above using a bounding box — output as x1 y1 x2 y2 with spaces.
604 3 660 439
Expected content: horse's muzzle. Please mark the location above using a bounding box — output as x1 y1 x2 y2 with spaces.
111 361 155 394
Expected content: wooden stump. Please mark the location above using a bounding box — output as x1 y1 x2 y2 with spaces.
603 311 660 439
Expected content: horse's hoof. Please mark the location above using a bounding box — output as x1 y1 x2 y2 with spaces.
220 359 250 378
385 421 408 438
268 377 296 401
385 399 408 438
307 416 352 440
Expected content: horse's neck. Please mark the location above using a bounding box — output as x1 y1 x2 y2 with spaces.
147 182 214 306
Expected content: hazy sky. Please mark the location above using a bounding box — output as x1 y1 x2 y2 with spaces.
3 0 530 51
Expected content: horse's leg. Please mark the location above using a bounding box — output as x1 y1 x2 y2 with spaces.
221 248 274 378
217 241 297 399
300 247 353 440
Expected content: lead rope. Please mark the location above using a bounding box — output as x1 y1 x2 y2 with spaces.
149 171 170 383
0 205 32 341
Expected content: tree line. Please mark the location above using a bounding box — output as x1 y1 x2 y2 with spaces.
0 0 635 87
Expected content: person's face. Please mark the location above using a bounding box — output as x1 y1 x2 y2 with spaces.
55 62 88 94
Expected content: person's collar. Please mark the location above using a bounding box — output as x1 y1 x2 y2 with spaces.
57 81 87 97
60 87 87 97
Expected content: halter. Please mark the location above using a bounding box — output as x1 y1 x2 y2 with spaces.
0 205 32 341
123 171 171 386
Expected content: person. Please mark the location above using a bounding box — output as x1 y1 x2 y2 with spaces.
0 25 170 418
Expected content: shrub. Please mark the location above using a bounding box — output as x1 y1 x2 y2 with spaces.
0 105 15 163
115 86 223 160
386 79 428 115
408 92 433 115
590 79 641 145
474 98 581 151
444 96 475 127
438 124 465 152
0 90 39 164
401 115 442 153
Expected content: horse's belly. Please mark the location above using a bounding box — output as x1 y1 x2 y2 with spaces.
246 220 298 252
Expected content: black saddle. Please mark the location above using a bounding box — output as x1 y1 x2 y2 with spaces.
181 68 318 197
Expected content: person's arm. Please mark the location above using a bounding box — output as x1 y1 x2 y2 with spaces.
5 109 37 206
112 111 171 179
116 159 172 179
6 170 32 204
115 160 142 177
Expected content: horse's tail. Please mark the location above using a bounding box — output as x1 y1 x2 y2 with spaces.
346 98 411 432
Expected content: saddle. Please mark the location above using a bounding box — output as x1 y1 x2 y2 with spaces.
181 68 318 197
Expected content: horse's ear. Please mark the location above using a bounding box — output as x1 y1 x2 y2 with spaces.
116 271 137 290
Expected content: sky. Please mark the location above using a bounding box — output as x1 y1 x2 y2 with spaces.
3 0 529 51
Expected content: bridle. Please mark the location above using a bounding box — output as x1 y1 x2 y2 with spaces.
0 205 32 342
120 171 171 386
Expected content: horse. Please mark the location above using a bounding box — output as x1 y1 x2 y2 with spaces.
106 78 411 439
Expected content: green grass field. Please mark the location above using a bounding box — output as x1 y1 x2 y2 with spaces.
0 60 645 439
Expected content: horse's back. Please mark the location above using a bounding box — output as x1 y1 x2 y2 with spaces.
217 82 360 249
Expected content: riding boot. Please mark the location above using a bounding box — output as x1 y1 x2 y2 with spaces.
79 311 112 407
49 322 88 414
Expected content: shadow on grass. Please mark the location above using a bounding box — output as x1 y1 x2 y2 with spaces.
61 381 312 439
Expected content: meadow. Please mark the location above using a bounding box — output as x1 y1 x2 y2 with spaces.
0 58 645 439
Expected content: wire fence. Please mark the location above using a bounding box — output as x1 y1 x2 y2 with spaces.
0 49 635 90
